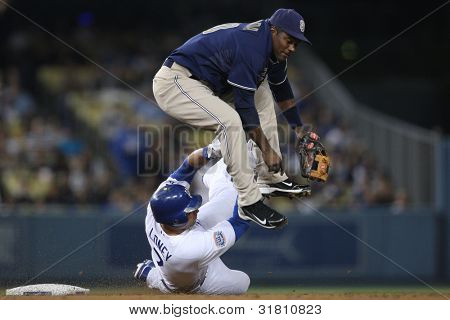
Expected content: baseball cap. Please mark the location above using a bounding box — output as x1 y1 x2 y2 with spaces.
269 8 311 45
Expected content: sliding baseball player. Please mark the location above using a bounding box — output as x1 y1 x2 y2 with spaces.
134 147 250 294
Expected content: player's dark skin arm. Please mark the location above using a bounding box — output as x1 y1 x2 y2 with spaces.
277 98 295 112
278 99 305 137
186 148 209 169
248 126 283 173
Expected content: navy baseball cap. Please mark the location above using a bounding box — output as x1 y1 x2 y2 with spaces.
269 8 311 45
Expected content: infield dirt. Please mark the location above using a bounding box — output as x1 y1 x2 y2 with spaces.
3 292 448 300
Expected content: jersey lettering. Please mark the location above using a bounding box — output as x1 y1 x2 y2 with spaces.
169 19 274 96
202 23 240 34
153 248 164 266
149 228 173 261
243 20 262 32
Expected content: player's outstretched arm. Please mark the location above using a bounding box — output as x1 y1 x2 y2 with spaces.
169 147 210 184
186 148 210 169
198 200 250 268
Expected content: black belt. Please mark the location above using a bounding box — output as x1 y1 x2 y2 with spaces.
162 58 200 81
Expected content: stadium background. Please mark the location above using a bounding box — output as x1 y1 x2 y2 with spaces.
0 0 449 297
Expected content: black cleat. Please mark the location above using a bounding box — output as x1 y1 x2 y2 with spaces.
239 200 287 229
259 179 311 198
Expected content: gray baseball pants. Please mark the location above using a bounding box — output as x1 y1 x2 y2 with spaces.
153 62 287 206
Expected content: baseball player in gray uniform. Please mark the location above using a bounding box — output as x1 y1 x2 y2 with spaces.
134 147 250 294
153 8 313 229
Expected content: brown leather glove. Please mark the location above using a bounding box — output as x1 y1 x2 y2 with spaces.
297 132 330 182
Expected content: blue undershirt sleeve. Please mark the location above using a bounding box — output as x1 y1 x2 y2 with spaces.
169 158 198 184
269 78 294 102
233 87 261 131
227 200 250 241
282 103 303 129
268 59 294 102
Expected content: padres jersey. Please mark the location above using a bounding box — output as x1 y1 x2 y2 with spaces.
167 19 292 128
169 19 288 95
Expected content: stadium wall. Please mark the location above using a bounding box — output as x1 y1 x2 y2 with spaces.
0 208 445 287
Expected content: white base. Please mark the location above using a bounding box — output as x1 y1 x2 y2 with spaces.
6 284 90 296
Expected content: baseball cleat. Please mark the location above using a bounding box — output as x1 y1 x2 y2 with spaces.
134 259 155 282
259 179 311 198
239 200 287 229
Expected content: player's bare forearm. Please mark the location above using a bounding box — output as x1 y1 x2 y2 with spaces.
247 126 272 153
277 99 296 111
248 127 283 173
187 148 209 169
294 126 306 138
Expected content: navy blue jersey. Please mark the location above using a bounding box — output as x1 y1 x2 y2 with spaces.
168 19 294 129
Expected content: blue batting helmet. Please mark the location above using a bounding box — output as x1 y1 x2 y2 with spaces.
150 183 202 227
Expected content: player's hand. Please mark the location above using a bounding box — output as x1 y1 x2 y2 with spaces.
295 126 319 141
205 138 222 159
295 129 319 151
262 148 283 174
247 126 283 173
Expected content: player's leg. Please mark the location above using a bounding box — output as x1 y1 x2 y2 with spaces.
197 258 250 295
134 259 172 293
253 78 287 184
153 64 261 206
153 63 260 207
146 268 174 293
154 64 287 228
154 65 219 130
203 159 233 200
253 79 310 197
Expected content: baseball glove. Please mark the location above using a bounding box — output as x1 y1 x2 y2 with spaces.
297 132 330 182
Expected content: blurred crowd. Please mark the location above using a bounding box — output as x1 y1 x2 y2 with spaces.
0 22 405 214
0 68 112 206
287 96 401 213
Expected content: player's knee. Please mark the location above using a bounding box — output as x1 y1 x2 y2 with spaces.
238 273 251 294
223 111 243 129
244 273 251 290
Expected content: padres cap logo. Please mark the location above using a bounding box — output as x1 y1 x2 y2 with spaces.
300 19 305 32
